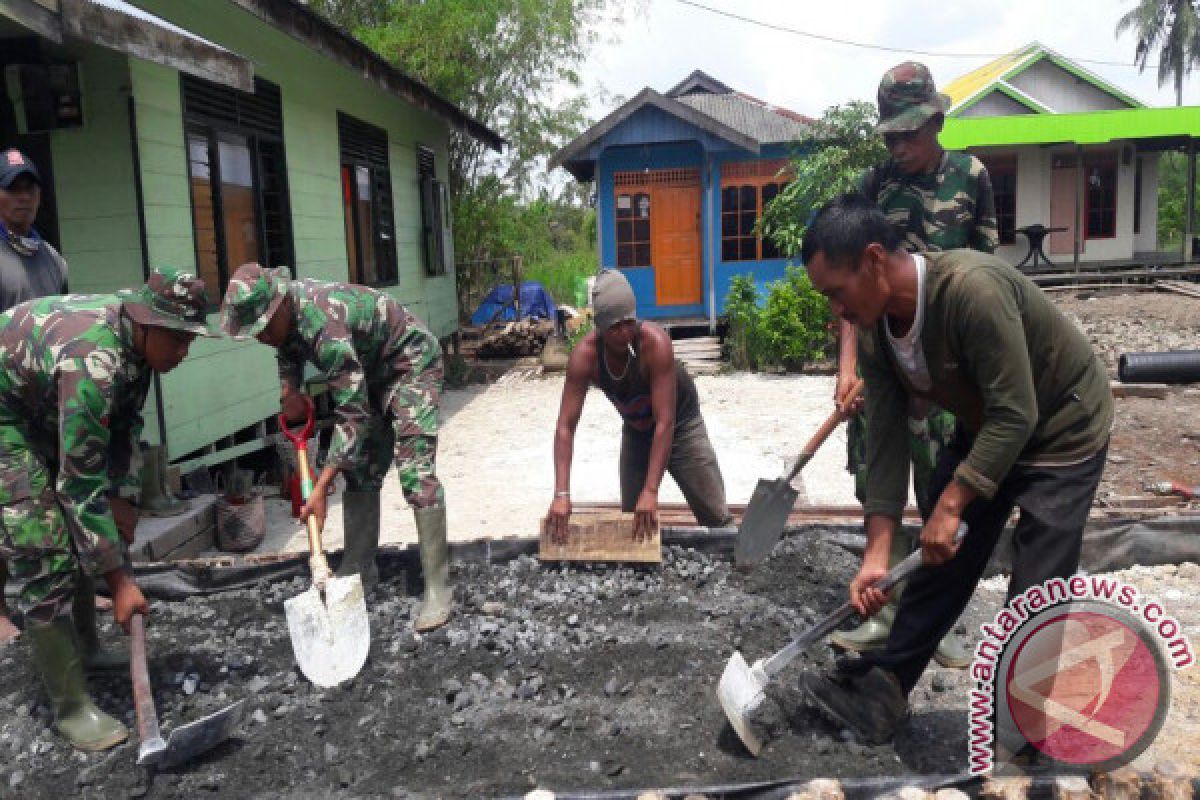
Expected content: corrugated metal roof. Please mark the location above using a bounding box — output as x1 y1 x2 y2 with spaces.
675 93 809 144
943 44 1038 110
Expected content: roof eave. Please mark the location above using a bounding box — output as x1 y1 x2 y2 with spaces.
550 88 760 176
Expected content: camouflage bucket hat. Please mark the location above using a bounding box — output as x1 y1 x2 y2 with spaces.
219 262 292 339
876 61 951 134
117 268 220 337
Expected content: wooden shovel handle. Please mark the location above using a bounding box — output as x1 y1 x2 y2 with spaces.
293 441 332 580
130 613 162 747
785 380 864 482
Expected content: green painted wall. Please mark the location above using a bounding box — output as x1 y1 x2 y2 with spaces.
120 1 459 458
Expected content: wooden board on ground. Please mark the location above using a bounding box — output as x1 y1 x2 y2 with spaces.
539 511 662 563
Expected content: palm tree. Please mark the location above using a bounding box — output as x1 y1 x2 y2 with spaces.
1116 0 1200 105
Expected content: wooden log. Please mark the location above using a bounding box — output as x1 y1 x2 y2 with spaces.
784 778 845 800
980 777 1032 800
1146 761 1194 800
1053 775 1097 799
1111 381 1170 399
932 790 971 800
1091 768 1141 800
539 511 662 563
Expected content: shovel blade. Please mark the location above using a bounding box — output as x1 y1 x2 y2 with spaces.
156 699 246 770
734 478 798 569
717 651 768 756
284 574 370 688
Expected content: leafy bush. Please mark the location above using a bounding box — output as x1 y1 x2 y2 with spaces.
566 318 593 352
722 268 833 371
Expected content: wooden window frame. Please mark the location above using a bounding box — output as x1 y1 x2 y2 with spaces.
980 154 1018 246
338 113 397 287
611 168 700 269
1084 152 1118 241
720 160 792 263
417 144 452 277
181 76 293 307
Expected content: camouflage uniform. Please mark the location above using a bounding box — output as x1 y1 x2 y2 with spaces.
223 267 445 508
0 270 214 623
847 63 998 510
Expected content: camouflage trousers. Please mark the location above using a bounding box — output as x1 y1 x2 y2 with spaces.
0 423 106 624
847 404 958 518
343 343 445 509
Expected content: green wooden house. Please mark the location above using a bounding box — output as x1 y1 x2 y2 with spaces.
0 0 501 471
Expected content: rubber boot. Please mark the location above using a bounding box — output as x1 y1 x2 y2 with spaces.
336 490 381 593
831 529 911 653
413 506 452 633
139 445 187 517
73 573 129 672
27 617 128 751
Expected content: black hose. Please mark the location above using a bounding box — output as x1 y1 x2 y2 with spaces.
1118 350 1200 384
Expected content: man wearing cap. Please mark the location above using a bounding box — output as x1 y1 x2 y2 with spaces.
0 148 69 646
219 263 452 632
545 269 732 542
0 268 217 750
832 63 998 668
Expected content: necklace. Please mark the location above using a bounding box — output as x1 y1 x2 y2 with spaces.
604 341 636 381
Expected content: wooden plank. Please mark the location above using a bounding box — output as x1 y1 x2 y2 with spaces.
131 495 217 563
1158 279 1200 299
539 511 662 563
1112 381 1170 399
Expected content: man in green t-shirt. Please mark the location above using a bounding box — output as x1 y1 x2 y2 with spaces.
834 62 997 669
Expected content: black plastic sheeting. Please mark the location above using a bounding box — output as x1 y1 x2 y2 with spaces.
105 515 1200 602
1118 349 1200 384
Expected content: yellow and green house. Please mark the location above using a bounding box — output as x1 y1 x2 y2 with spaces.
942 42 1200 269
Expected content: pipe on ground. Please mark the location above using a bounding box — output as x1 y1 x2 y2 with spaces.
1118 350 1200 384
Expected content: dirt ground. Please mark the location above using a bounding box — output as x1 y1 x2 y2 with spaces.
2 289 1200 798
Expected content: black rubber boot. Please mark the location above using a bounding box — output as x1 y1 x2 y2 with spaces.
27 617 128 751
800 664 908 745
73 573 128 672
336 490 381 593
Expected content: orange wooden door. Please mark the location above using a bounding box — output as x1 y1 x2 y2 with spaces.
652 185 702 305
1049 158 1079 255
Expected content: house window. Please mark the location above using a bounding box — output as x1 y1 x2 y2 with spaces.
980 155 1017 246
338 113 396 286
182 76 292 306
1085 154 1117 239
720 160 792 262
417 145 452 276
615 191 651 267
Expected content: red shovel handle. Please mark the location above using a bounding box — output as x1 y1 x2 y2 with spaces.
278 396 315 446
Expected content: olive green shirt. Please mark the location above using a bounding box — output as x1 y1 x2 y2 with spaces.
859 250 1112 520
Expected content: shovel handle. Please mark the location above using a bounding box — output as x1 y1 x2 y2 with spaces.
278 397 315 449
759 522 968 678
292 441 332 581
784 380 864 483
130 613 164 754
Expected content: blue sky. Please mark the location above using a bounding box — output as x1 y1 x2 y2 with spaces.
581 0 1194 118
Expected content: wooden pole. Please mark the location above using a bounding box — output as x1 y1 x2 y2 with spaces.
1186 139 1196 262
1074 145 1083 273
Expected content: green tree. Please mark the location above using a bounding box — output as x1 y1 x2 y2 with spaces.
760 101 888 258
1116 0 1200 106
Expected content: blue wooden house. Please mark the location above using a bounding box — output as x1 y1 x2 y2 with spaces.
551 71 810 328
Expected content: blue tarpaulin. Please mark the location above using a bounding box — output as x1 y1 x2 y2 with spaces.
469 281 557 326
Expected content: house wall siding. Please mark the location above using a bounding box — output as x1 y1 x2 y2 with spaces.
118 1 457 458
1007 60 1130 113
961 91 1035 118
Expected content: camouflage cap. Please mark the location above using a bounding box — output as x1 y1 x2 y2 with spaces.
219 262 292 339
117 268 220 337
876 61 950 134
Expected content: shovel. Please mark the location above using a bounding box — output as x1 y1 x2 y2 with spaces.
280 405 370 688
734 380 864 569
719 523 968 756
130 613 245 768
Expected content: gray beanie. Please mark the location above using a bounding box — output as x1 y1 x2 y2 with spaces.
592 269 637 332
